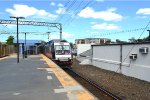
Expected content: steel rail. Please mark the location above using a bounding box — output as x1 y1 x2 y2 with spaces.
66 67 122 100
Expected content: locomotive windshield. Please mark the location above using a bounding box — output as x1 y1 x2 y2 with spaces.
55 45 70 55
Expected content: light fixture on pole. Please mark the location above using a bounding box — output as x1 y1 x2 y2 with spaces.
147 30 150 41
10 16 25 63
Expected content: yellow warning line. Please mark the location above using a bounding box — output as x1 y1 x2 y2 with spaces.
41 54 97 100
0 56 8 61
0 54 16 61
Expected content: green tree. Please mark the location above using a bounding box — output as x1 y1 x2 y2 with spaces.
70 42 74 49
128 37 137 43
105 40 111 44
143 36 149 41
6 36 14 45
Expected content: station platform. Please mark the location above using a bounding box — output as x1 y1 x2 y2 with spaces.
0 54 97 100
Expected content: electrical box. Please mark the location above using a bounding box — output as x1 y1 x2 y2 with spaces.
129 54 137 60
139 47 148 54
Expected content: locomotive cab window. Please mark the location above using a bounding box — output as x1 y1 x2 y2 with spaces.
55 45 70 55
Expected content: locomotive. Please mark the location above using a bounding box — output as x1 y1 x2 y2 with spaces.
44 39 72 66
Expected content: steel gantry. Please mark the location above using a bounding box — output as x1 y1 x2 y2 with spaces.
0 19 62 40
0 19 62 63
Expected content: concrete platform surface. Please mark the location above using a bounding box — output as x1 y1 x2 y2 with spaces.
0 54 97 100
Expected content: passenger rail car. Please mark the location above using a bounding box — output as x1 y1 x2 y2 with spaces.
44 39 72 66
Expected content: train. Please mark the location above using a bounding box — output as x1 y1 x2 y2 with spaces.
44 39 72 66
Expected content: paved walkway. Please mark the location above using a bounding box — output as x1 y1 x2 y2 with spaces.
0 54 97 100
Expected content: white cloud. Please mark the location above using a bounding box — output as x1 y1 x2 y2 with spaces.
6 24 16 28
6 4 57 19
91 23 120 30
58 3 64 7
50 2 56 6
56 7 66 14
50 34 59 39
1 24 16 29
86 30 99 34
137 16 148 19
62 32 74 38
50 32 74 39
78 7 123 21
136 8 150 15
91 22 97 24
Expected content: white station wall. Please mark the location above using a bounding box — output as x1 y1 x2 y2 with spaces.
92 43 150 82
77 44 91 55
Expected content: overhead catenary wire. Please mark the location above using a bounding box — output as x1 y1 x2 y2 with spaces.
110 20 150 76
62 0 87 27
57 0 92 26
54 0 71 22
56 0 78 23
0 25 17 40
122 20 150 63
68 26 150 40
63 0 94 28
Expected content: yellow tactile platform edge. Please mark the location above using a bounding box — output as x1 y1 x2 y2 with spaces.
41 54 97 100
0 56 8 60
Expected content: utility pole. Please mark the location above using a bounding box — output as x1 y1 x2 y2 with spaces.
10 16 25 63
47 32 51 42
24 33 27 58
147 30 150 41
60 24 62 40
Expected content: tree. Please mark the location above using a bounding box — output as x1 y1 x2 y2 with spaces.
69 42 74 49
6 36 14 45
143 36 149 41
128 37 137 43
105 40 111 44
41 40 46 44
116 39 127 43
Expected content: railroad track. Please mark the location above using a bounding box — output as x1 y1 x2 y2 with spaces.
64 67 122 100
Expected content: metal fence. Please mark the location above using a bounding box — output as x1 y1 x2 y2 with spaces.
0 43 15 58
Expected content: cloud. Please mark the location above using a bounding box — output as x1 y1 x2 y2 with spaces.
78 7 123 21
58 3 64 7
6 4 57 19
1 24 16 29
91 22 97 24
86 30 99 34
50 2 56 6
50 32 74 39
137 16 148 19
136 8 150 15
56 7 66 14
6 24 16 28
91 23 120 30
62 32 74 38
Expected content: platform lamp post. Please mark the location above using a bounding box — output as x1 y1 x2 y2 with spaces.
10 16 25 63
147 30 150 41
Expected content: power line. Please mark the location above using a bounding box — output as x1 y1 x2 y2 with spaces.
57 0 77 23
65 0 93 27
54 0 71 22
110 20 150 78
122 20 150 63
63 0 94 28
62 0 85 27
68 27 150 39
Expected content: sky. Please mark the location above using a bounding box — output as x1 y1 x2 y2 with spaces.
0 0 150 43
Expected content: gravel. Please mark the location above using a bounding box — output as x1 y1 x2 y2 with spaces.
72 58 150 100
